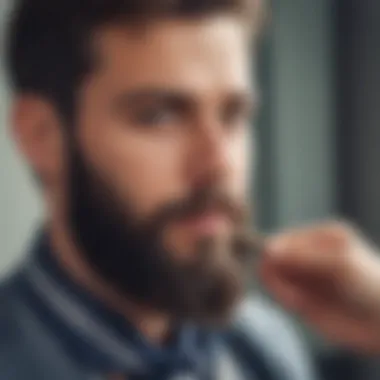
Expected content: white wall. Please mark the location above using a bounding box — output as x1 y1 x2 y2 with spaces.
0 0 42 274
268 0 337 351
271 0 337 229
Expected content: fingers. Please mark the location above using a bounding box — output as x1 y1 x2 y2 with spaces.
259 261 306 311
258 222 380 354
260 257 340 312
268 221 353 252
262 222 351 275
258 222 352 312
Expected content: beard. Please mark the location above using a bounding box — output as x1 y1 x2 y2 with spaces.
67 144 254 324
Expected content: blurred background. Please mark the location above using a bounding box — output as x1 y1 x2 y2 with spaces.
1 0 380 379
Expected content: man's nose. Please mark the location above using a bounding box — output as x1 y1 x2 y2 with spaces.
188 121 231 189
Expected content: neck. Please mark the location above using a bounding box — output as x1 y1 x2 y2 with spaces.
49 220 172 345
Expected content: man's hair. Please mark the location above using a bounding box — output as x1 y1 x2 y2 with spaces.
6 0 263 118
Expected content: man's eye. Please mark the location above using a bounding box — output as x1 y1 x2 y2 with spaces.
135 108 176 126
221 108 252 129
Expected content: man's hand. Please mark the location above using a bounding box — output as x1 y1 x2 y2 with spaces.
260 222 380 354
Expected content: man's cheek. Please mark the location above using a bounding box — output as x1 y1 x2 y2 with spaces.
230 159 251 203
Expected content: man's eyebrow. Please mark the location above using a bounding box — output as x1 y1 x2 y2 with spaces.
113 87 259 109
114 88 197 107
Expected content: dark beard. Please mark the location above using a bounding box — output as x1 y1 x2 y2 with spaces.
67 144 254 324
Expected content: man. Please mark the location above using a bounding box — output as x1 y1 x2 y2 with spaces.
1 0 316 379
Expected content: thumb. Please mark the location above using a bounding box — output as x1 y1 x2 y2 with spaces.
263 235 342 276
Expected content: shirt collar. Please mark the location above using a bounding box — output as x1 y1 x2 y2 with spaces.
23 231 207 376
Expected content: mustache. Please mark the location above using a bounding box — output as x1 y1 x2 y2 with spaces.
151 187 248 227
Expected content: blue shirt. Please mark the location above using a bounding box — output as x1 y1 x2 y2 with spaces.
0 231 318 380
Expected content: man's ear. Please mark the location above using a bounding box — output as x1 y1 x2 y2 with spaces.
10 95 65 186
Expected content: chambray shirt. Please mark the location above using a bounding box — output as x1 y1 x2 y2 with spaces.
0 232 318 380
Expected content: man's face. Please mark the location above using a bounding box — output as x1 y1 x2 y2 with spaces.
68 16 256 322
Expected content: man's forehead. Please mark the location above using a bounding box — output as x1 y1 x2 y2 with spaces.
95 15 249 43
88 17 254 97
93 16 251 69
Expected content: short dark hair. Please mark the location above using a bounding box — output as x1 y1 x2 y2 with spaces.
6 0 262 118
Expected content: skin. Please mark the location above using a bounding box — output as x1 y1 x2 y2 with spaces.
11 16 256 343
262 222 380 354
